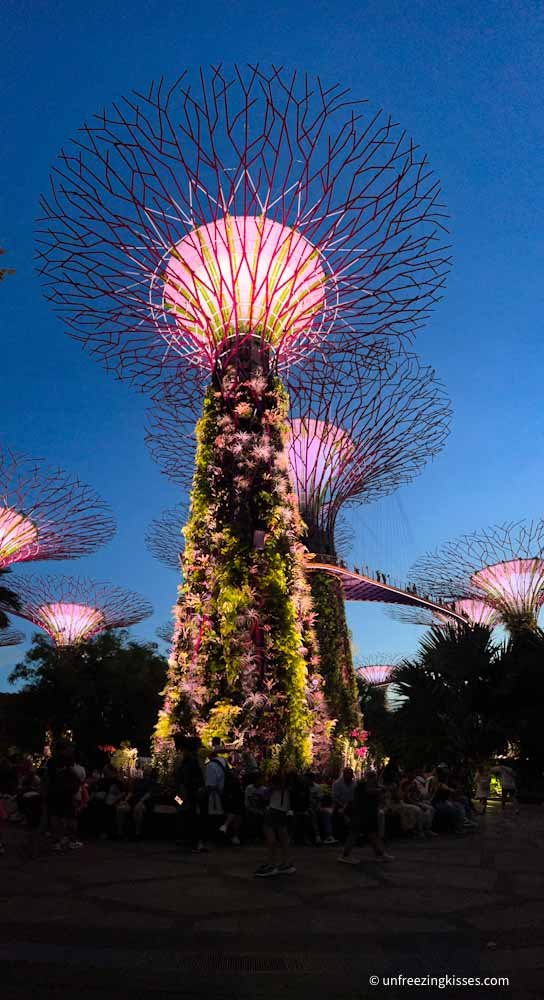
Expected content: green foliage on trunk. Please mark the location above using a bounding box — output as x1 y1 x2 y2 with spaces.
309 569 361 734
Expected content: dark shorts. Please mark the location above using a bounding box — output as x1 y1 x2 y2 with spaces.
263 807 289 831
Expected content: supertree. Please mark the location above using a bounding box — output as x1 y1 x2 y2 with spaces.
0 443 116 569
386 597 499 629
6 575 152 646
37 66 450 768
410 520 544 634
145 505 188 572
356 662 399 687
0 622 25 647
147 349 450 737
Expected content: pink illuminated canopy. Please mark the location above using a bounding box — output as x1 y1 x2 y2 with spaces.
0 506 39 567
357 664 396 686
287 418 354 509
161 216 328 365
37 602 105 646
453 598 499 627
471 558 544 616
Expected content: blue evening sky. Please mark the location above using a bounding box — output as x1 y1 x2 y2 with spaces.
1 0 543 688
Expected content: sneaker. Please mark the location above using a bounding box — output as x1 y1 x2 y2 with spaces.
375 853 395 862
323 836 338 845
231 836 241 846
190 844 209 853
277 862 296 875
219 823 227 834
68 840 83 849
337 854 361 865
254 864 279 878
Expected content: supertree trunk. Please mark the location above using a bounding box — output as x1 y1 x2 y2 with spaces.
154 359 332 771
308 568 362 736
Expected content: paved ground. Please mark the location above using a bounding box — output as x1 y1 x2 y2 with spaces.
1 803 543 999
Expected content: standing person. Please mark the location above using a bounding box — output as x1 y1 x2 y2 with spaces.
206 742 227 833
474 765 492 814
175 736 207 853
338 771 394 864
18 763 45 858
254 772 295 878
218 764 243 846
332 767 356 841
494 764 519 813
46 741 82 851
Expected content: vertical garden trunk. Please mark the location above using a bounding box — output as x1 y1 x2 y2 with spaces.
154 356 332 771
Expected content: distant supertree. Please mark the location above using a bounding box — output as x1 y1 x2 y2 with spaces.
411 520 544 634
145 505 187 572
7 575 152 646
356 661 399 686
0 444 115 569
37 66 450 767
387 597 499 629
0 622 25 647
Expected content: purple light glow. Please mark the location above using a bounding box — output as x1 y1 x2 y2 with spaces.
287 418 354 509
357 664 396 686
0 506 39 567
453 598 499 627
161 217 328 367
7 574 153 647
37 602 105 646
471 558 544 616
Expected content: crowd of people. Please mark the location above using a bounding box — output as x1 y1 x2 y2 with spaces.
0 738 518 876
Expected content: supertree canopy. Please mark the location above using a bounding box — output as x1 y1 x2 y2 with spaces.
410 520 544 634
0 444 116 569
286 350 450 557
7 575 152 646
387 597 499 629
145 505 188 572
356 662 398 686
37 65 450 389
37 66 450 768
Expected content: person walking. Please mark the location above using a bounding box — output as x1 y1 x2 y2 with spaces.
338 771 394 865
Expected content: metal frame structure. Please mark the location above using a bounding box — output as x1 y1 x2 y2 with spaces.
410 520 544 631
145 505 188 572
0 623 25 647
146 350 451 556
37 65 450 393
7 575 152 646
356 661 399 686
387 597 499 629
0 444 115 569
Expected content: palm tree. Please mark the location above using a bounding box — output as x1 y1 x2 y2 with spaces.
0 568 20 630
392 623 506 768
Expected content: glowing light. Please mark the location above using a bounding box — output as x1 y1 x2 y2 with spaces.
357 665 396 686
161 216 327 356
0 506 39 567
37 602 105 646
287 418 354 507
453 598 499 627
471 559 544 616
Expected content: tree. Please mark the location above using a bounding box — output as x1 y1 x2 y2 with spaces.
492 629 544 770
9 630 167 755
390 624 506 768
0 568 20 630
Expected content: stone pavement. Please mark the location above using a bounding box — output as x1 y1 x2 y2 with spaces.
1 803 543 999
